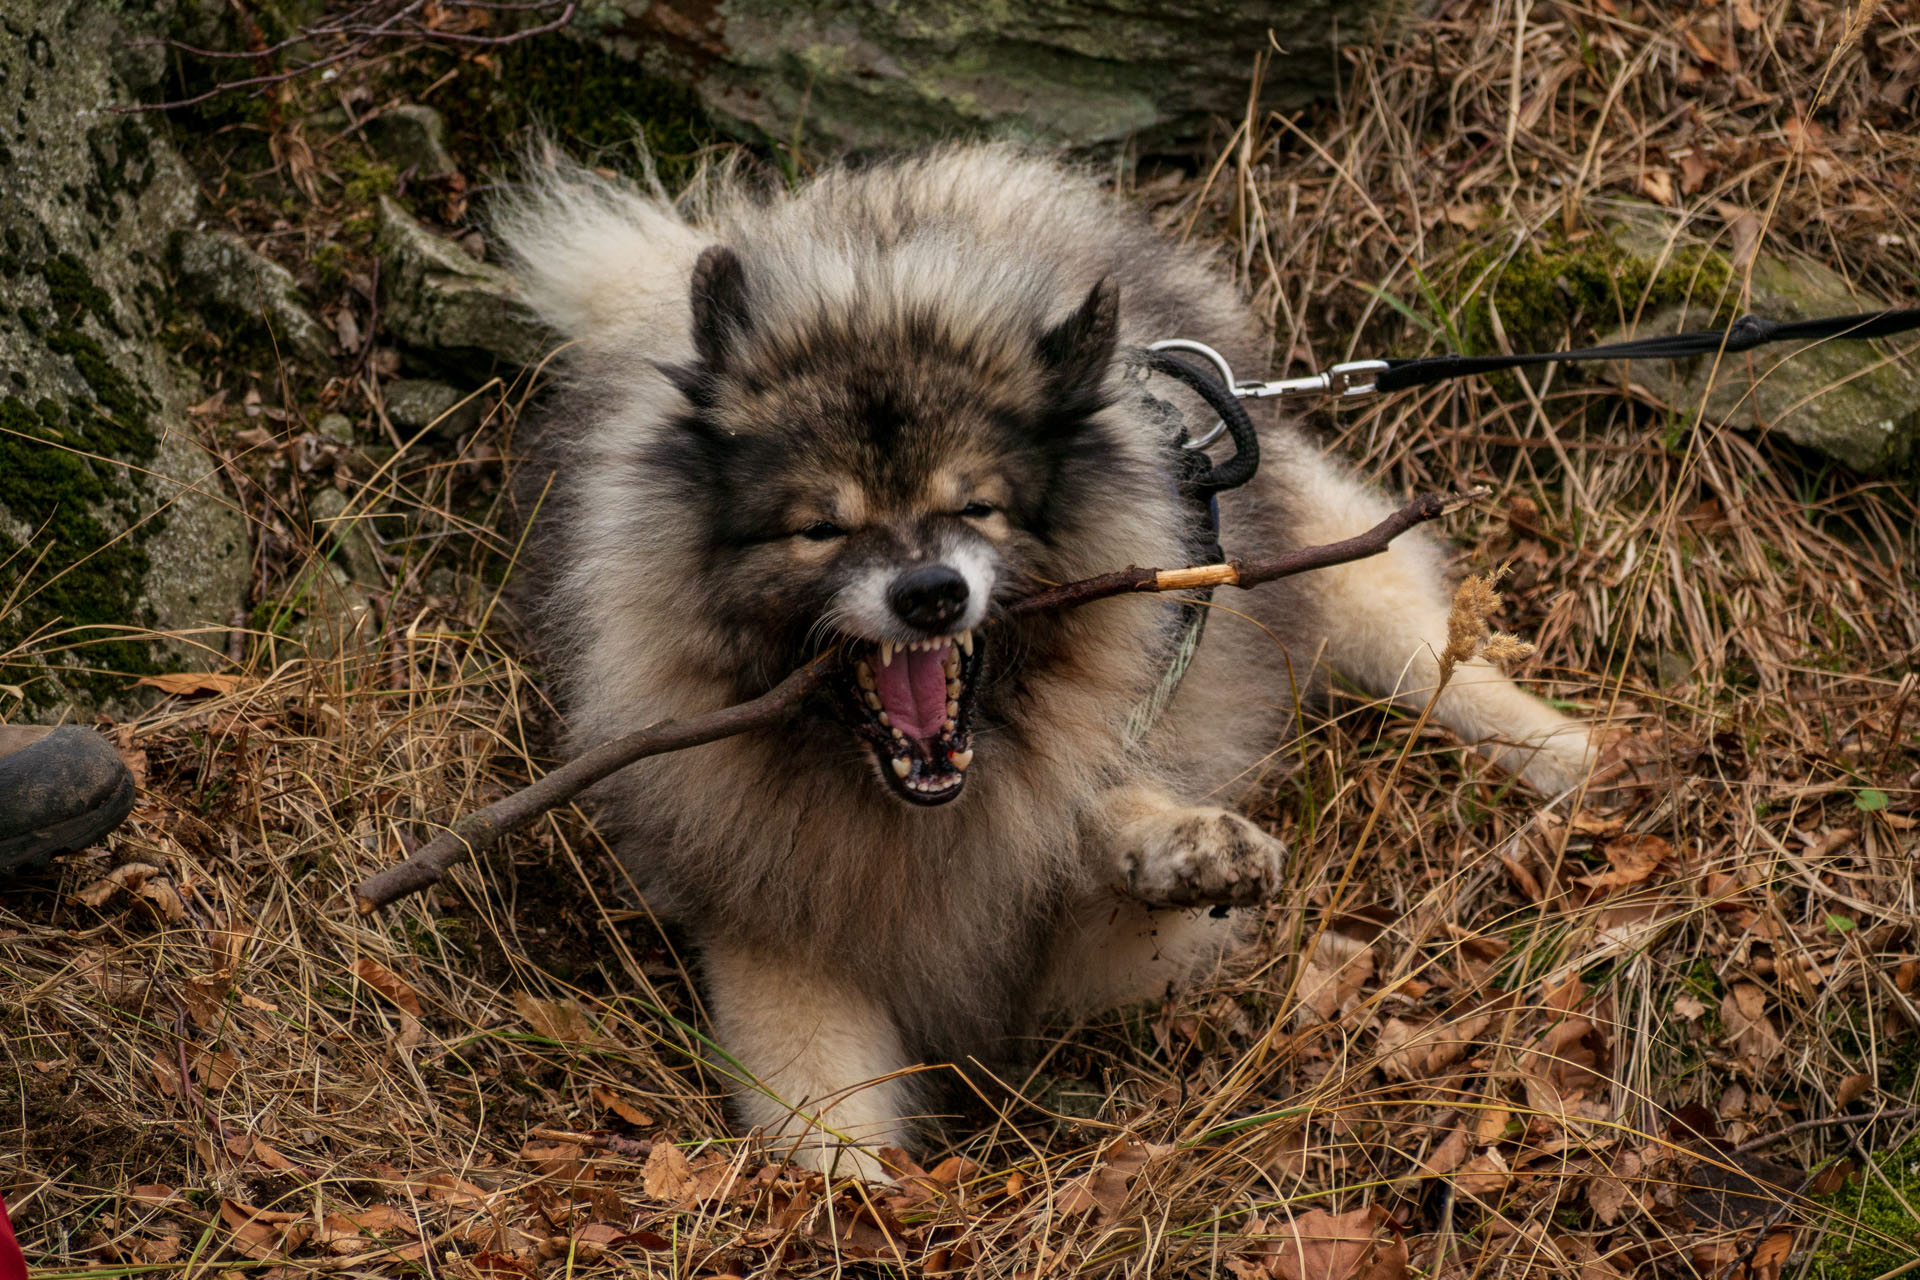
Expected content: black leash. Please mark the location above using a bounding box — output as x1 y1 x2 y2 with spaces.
1373 306 1920 393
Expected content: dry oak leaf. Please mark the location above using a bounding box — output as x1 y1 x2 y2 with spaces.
1576 835 1671 893
1258 1206 1408 1280
1420 1126 1472 1178
642 1141 696 1204
1056 1135 1159 1222
1722 983 1784 1067
353 957 424 1017
134 672 257 697
590 1083 655 1128
220 1199 313 1261
75 862 186 922
512 992 608 1046
1376 1000 1500 1081
1296 930 1375 1024
1455 1147 1512 1197
1587 1147 1645 1226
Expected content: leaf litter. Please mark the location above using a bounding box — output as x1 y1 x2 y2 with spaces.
5 0 1920 1276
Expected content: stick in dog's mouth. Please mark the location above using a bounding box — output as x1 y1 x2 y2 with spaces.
840 629 983 805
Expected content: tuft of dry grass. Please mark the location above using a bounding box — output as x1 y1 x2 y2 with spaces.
5 1 1919 1277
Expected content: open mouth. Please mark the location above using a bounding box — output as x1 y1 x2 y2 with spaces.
839 630 983 805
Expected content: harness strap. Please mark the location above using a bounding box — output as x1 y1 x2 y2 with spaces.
1119 349 1262 746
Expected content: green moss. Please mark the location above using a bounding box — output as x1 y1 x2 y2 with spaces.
1451 236 1737 358
311 241 351 290
43 253 121 334
338 153 400 206
1812 1136 1920 1278
0 253 168 710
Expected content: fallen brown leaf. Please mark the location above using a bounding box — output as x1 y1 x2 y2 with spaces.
590 1083 655 1127
1296 931 1375 1023
513 992 607 1045
1256 1205 1408 1280
1056 1135 1153 1222
134 672 256 697
353 957 425 1018
642 1141 696 1204
1723 984 1784 1068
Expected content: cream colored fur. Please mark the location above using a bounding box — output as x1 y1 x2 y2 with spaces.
497 144 1592 1175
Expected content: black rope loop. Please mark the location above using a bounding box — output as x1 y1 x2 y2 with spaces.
1138 347 1261 498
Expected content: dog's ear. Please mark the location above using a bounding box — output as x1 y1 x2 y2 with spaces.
689 245 754 369
1037 277 1118 417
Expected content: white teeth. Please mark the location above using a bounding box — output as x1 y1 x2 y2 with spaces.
949 749 973 771
879 640 895 667
891 727 904 740
865 692 882 710
856 663 875 690
877 710 891 725
943 718 956 733
890 757 911 778
947 679 961 697
946 700 959 718
957 629 973 656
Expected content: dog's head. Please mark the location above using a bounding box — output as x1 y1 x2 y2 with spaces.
654 245 1124 805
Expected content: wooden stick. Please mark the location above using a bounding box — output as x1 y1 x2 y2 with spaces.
354 488 1485 914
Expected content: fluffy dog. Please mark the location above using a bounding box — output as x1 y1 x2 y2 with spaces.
497 145 1590 1176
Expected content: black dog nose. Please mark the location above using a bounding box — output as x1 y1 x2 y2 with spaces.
889 565 970 631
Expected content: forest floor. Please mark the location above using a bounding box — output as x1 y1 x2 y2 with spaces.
5 1 1920 1277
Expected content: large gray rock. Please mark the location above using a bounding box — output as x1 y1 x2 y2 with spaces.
0 0 251 715
582 0 1404 151
1601 212 1918 474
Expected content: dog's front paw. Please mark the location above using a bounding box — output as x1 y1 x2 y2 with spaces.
1119 806 1287 909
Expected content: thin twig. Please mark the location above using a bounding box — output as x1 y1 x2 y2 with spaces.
353 488 1483 914
1730 1105 1920 1156
122 0 576 114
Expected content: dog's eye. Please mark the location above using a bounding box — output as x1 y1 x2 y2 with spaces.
796 520 846 541
958 501 996 519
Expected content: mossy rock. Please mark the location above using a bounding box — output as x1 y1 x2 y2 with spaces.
1593 205 1918 475
0 0 249 716
576 0 1406 152
376 197 546 369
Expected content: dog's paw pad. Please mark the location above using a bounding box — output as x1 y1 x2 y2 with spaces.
1121 808 1286 909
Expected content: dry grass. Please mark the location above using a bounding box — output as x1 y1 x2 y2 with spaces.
5 1 1919 1277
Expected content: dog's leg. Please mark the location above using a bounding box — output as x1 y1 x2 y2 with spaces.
1096 783 1288 910
1037 785 1277 1013
1040 896 1246 1014
1274 451 1593 793
702 943 916 1179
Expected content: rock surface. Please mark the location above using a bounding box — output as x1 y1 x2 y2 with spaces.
0 0 251 714
1602 212 1918 474
582 0 1405 151
377 196 546 368
172 227 334 366
364 104 459 181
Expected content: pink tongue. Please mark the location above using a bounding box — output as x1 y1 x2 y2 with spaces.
873 643 952 744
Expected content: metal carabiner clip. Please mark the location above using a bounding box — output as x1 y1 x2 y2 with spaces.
1148 339 1387 450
